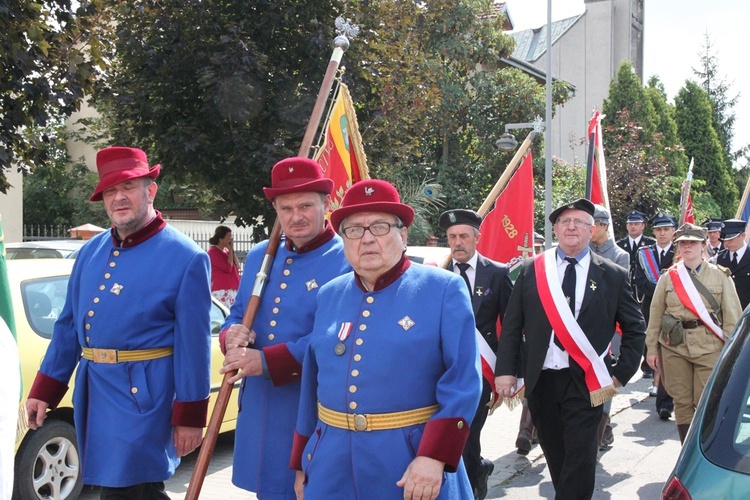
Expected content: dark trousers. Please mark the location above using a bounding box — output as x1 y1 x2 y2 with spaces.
528 369 602 500
100 482 170 500
462 379 491 490
656 379 674 413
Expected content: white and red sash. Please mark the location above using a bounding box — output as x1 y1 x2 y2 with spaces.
477 326 525 412
534 250 616 407
668 262 725 342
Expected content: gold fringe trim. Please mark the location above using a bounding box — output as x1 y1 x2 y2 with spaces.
487 387 525 415
589 385 617 407
16 402 28 446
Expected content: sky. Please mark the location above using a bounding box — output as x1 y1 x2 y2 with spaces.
504 0 750 155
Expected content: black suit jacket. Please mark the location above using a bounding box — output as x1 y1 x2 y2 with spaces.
617 235 656 299
495 252 646 401
717 247 750 309
448 253 512 352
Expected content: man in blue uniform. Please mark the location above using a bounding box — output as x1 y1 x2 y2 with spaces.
26 146 212 499
716 219 750 309
439 208 512 499
292 179 481 499
703 218 724 256
219 157 350 499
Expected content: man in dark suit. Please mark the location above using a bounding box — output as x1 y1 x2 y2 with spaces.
717 219 750 309
495 199 645 500
617 209 656 301
439 209 512 500
633 213 676 417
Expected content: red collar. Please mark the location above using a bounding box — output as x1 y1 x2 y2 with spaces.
355 253 411 292
110 211 167 248
284 220 336 254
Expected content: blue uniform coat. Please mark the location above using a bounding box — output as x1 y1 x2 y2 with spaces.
294 261 481 499
224 230 349 498
33 222 212 486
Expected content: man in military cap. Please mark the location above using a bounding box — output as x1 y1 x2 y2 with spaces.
220 157 351 499
717 219 750 309
617 209 656 282
438 208 513 499
496 198 645 500
589 205 630 450
703 218 725 255
634 212 676 418
533 232 545 255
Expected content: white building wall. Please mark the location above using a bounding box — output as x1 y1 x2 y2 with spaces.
0 169 24 243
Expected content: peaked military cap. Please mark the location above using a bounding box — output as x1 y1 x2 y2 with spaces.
625 210 648 223
702 218 724 232
720 219 747 241
674 223 707 243
593 204 611 224
548 198 595 224
649 213 677 228
438 209 483 231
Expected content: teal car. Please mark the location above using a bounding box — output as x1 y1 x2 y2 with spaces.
663 307 750 499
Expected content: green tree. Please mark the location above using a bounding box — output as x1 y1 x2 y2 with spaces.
602 63 657 147
644 77 689 177
675 81 738 217
0 0 112 192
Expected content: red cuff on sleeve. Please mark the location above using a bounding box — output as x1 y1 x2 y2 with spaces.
28 372 69 410
263 344 302 386
171 397 210 428
289 431 310 470
219 327 230 355
417 417 471 472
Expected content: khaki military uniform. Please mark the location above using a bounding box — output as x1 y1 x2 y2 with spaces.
645 260 741 424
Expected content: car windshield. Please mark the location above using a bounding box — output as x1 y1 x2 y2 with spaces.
700 310 750 474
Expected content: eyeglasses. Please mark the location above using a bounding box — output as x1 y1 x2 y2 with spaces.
556 218 592 228
341 222 403 239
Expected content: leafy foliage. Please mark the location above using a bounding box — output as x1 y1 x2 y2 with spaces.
675 81 738 217
0 0 112 192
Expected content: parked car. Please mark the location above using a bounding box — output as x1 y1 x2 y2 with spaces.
9 259 239 500
5 240 86 260
662 306 750 499
405 245 451 267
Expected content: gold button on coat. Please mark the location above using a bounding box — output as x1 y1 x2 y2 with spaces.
268 334 275 340
349 402 357 410
280 283 287 289
366 297 374 303
356 338 364 345
349 385 357 393
131 387 138 394
283 270 291 276
362 310 370 317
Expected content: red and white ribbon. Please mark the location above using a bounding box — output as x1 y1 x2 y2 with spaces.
668 263 724 342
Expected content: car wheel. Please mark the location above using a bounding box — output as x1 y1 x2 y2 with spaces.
13 419 83 500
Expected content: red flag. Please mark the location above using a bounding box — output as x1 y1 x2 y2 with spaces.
685 193 695 224
475 151 534 406
314 83 368 211
585 111 610 210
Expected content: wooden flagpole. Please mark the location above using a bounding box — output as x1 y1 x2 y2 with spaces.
184 22 355 500
679 158 694 226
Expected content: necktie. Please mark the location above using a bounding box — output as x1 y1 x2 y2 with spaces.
557 257 578 350
660 249 666 266
732 252 739 267
456 262 472 295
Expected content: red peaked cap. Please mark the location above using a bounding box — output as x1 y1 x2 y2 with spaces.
89 147 161 201
330 179 415 233
263 157 334 201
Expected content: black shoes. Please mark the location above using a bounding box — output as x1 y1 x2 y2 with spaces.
474 458 494 500
642 369 654 379
515 432 532 456
658 407 672 420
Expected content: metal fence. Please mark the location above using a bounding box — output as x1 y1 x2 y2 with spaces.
23 222 260 274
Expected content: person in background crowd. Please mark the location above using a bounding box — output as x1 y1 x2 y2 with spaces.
496 198 645 500
219 157 350 499
439 208 512 500
589 204 631 451
634 213 677 418
716 219 750 310
617 210 655 379
703 218 724 256
208 225 241 307
26 146 212 499
646 223 741 443
292 179 480 500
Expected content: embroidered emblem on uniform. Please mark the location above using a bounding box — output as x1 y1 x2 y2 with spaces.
110 283 124 295
398 316 415 331
589 280 597 291
567 204 574 209
306 279 318 291
475 287 483 296
364 187 374 196
289 167 294 173
448 212 457 223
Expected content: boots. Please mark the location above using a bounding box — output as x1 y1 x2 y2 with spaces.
677 423 690 444
597 413 614 450
515 405 535 455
